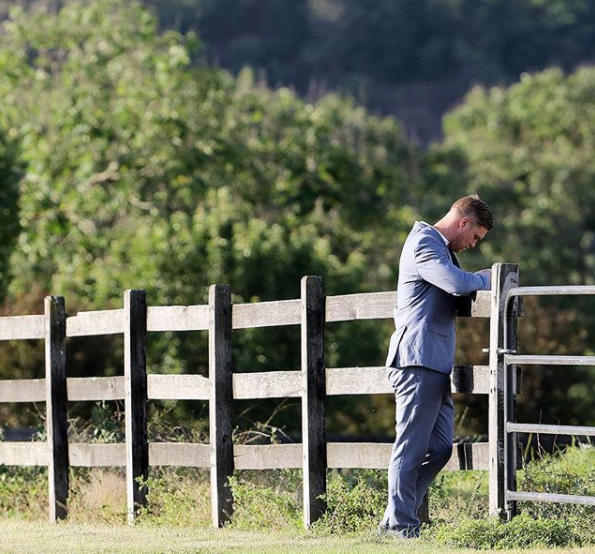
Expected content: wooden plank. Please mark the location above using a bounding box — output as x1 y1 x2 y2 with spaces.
327 442 389 469
67 376 125 401
209 284 235 528
326 367 392 395
149 442 210 467
451 365 490 395
301 276 327 527
325 290 490 322
5 440 487 471
147 374 210 400
66 309 125 337
69 443 126 467
0 315 45 341
124 290 148 523
45 296 69 522
232 371 301 400
488 263 519 519
326 291 395 322
325 365 490 396
326 442 489 470
234 444 302 470
146 306 209 332
472 291 491 318
0 442 48 466
232 299 301 329
0 379 45 403
446 442 490 471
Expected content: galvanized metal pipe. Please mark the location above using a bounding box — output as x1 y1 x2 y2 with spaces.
505 354 595 366
507 285 595 297
507 422 595 436
507 490 595 506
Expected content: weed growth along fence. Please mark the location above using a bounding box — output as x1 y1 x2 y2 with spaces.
0 264 520 527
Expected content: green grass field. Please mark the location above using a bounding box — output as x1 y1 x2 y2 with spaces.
0 520 593 554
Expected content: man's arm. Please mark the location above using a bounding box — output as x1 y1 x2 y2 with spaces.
414 236 490 295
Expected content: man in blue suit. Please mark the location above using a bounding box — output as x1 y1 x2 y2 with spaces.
379 194 493 538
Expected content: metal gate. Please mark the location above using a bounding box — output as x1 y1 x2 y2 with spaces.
501 284 595 520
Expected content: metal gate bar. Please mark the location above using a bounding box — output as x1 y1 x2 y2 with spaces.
507 423 595 436
502 285 595 519
508 491 595 506
507 286 595 297
505 354 595 366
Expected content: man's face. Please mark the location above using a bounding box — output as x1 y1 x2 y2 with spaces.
450 218 488 254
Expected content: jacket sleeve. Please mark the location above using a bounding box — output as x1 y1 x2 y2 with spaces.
414 235 489 295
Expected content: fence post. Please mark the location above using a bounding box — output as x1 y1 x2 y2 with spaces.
124 289 148 523
488 263 519 519
45 295 69 522
301 275 327 528
209 284 234 528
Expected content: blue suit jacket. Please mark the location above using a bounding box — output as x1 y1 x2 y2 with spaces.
385 222 490 374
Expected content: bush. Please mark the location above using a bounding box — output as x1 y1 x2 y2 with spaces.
0 466 47 519
228 471 302 530
138 469 211 527
435 514 579 549
314 470 386 534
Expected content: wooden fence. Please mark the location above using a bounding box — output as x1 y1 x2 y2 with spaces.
0 263 520 527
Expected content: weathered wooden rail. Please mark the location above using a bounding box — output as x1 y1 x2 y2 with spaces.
0 263 520 526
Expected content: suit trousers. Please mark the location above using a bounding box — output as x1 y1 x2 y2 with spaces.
381 365 454 534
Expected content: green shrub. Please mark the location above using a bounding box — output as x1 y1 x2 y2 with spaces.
228 471 302 530
138 469 211 527
435 514 580 549
314 470 386 535
0 466 47 518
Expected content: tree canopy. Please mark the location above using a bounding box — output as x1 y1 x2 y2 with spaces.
0 0 419 433
444 67 595 286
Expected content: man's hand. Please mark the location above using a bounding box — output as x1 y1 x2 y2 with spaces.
474 269 492 290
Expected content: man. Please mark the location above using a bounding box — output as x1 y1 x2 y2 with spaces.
379 194 493 538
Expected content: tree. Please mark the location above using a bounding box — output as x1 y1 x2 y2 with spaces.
442 66 595 429
444 67 595 286
0 127 21 300
0 0 419 435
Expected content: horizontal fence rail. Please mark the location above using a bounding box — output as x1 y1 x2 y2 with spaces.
0 267 512 526
0 365 491 405
0 441 489 471
0 315 45 341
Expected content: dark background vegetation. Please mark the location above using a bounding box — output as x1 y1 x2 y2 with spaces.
1 0 595 444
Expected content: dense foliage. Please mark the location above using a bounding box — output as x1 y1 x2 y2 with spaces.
0 127 21 300
0 0 416 432
443 69 595 429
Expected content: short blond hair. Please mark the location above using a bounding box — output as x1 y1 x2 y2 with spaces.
452 194 493 230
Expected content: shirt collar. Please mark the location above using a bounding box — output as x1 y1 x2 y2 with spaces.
419 221 449 246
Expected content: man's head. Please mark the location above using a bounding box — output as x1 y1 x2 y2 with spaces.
435 194 493 254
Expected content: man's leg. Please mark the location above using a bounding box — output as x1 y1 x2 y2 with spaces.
381 366 450 536
414 377 454 513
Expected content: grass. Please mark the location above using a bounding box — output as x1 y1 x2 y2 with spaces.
0 520 594 554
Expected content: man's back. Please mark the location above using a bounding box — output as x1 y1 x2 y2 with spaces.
386 221 488 373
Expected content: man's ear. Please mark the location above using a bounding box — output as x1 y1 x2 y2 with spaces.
460 217 471 228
